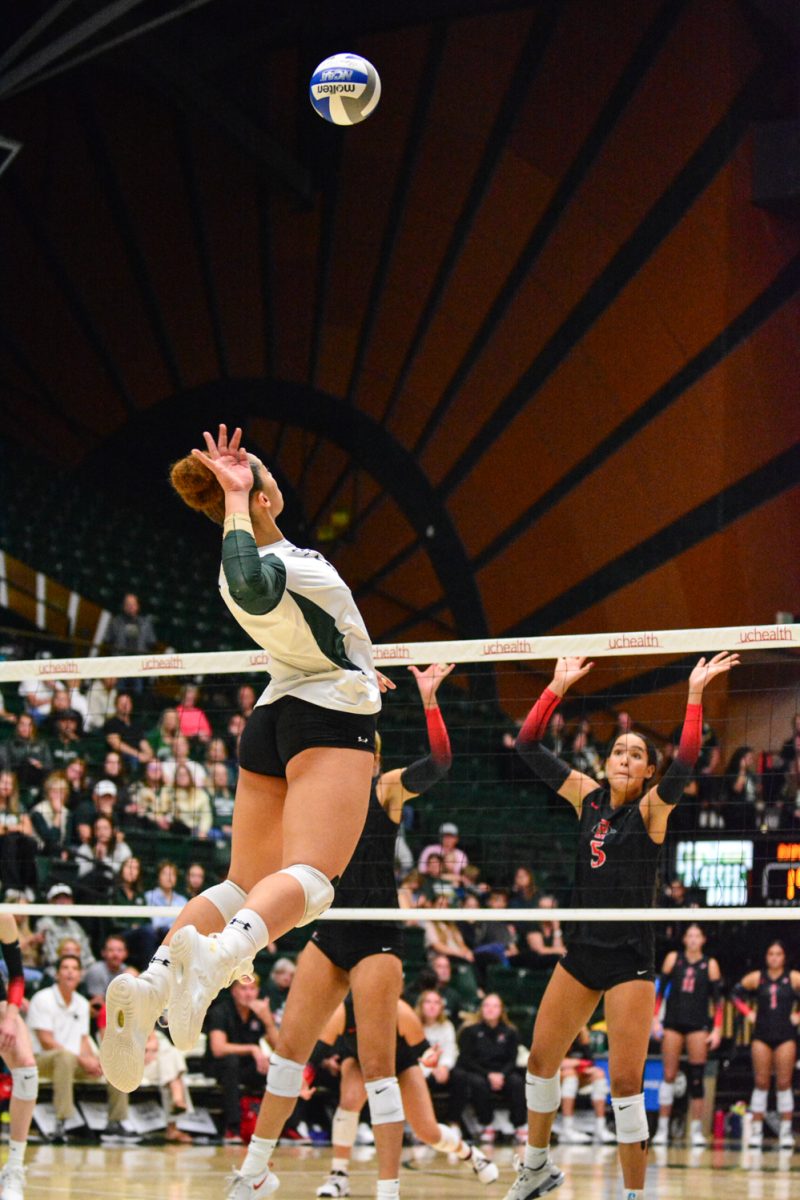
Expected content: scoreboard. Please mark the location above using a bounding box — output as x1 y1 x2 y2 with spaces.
672 839 800 906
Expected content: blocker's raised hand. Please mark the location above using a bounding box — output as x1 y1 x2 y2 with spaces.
409 662 455 708
688 652 739 694
550 655 595 697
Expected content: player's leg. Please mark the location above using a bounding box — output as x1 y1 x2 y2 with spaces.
605 980 654 1195
653 1030 683 1145
349 953 405 1199
317 1059 368 1198
585 1067 615 1143
401 1063 499 1185
102 768 286 1091
748 1041 772 1147
0 1008 38 1199
171 746 372 1052
773 1039 796 1149
230 941 350 1198
685 1029 709 1146
504 964 599 1200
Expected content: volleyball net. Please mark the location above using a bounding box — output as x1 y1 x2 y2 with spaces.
0 622 797 931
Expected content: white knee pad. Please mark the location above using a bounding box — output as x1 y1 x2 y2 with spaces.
777 1088 794 1115
658 1080 675 1108
266 1052 305 1099
332 1107 360 1148
561 1074 579 1100
750 1088 768 1115
278 864 334 926
200 879 247 922
611 1093 649 1144
11 1066 38 1101
591 1075 608 1103
432 1122 461 1153
365 1076 404 1126
526 1072 561 1114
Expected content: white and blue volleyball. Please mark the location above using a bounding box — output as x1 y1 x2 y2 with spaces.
309 53 381 126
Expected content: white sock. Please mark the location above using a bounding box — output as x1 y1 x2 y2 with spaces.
595 1116 607 1134
144 947 172 1005
220 909 269 959
563 1115 575 1129
7 1139 25 1168
657 1116 669 1132
241 1135 276 1177
524 1144 548 1170
623 1191 644 1200
690 1119 702 1133
331 1158 350 1173
457 1140 470 1160
376 1179 400 1199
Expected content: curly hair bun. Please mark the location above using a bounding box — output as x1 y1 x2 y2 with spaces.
169 455 225 525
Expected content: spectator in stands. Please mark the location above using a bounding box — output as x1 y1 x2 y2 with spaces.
160 734 207 788
16 676 54 725
5 891 44 984
542 710 567 757
420 853 459 905
0 712 53 799
47 707 85 773
127 759 168 831
30 771 74 856
204 736 236 788
425 898 477 979
514 895 566 971
419 823 469 887
416 989 457 1091
471 888 520 985
779 716 800 769
724 746 761 832
106 593 157 656
41 689 83 740
27 953 132 1142
102 693 152 773
146 708 180 761
159 762 213 838
175 684 212 745
0 769 28 834
84 678 118 733
398 868 425 910
144 860 187 950
0 774 37 897
97 750 132 812
83 934 129 1005
75 815 132 893
70 779 121 846
224 711 246 760
184 862 207 900
568 722 604 781
448 993 526 1143
205 979 277 1143
112 856 150 970
63 757 90 811
208 762 235 840
265 958 296 1024
141 1030 193 1142
418 953 477 1019
509 866 538 910
36 886 95 973
236 684 256 721
0 689 17 725
781 745 800 830
605 710 634 755
461 863 490 900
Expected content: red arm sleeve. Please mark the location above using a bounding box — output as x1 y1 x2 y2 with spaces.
425 705 452 767
676 704 703 766
517 688 561 746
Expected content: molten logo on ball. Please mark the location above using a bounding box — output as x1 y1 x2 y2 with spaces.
310 53 381 126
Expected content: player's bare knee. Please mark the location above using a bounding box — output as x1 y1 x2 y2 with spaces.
610 1072 641 1097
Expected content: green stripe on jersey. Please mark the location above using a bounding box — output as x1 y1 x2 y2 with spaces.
288 589 359 672
222 534 287 615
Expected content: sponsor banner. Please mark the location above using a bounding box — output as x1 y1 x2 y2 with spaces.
0 625 796 681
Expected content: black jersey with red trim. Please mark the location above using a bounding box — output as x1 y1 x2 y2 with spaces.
663 954 713 1030
338 995 428 1073
331 779 398 912
752 971 798 1045
566 786 662 958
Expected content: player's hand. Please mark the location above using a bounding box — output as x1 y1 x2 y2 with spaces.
550 656 594 697
688 652 739 694
409 663 455 708
651 1020 663 1041
707 1028 721 1050
192 424 253 494
376 671 396 693
790 1011 800 1028
420 1044 441 1069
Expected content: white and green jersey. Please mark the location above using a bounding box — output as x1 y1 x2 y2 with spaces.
219 534 381 715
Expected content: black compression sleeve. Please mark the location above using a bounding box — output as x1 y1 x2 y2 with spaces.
710 979 722 1006
406 1038 430 1061
515 739 571 792
656 756 693 805
400 755 449 794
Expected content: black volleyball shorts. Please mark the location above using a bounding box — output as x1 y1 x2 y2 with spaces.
238 695 377 777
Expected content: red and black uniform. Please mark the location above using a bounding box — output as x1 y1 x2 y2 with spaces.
516 686 702 991
335 994 429 1076
311 703 452 972
663 954 716 1034
750 972 799 1049
0 939 25 1009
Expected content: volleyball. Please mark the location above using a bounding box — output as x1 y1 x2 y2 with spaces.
309 53 381 126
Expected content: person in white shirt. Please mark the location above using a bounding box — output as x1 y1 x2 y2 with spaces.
26 954 129 1142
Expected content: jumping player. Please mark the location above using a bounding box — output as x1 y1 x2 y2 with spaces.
101 424 390 1093
733 941 800 1149
652 923 722 1147
505 652 737 1200
0 913 39 1200
314 996 498 1197
225 663 454 1200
